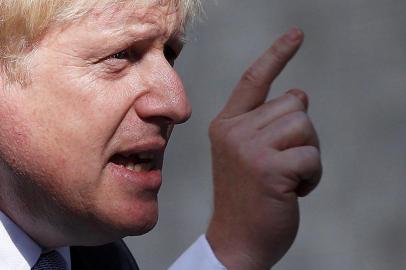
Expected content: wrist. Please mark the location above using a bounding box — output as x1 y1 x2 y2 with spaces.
206 220 277 270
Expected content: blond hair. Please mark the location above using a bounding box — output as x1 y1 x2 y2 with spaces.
0 0 201 83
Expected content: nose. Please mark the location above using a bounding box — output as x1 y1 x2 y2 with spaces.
134 57 192 125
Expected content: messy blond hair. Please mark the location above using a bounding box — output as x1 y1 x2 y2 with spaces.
0 0 201 83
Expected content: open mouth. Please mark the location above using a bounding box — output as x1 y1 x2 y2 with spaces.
109 152 157 172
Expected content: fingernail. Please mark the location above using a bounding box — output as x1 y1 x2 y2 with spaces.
286 27 302 42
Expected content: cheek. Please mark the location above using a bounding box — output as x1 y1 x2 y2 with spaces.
0 103 111 235
0 94 98 204
0 63 159 234
0 62 142 185
0 102 36 173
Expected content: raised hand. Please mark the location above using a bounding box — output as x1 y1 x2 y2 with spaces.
206 28 322 270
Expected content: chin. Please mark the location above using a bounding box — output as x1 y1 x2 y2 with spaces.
121 210 159 237
74 206 158 246
99 197 160 239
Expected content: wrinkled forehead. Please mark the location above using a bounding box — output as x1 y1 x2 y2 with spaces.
60 0 185 44
91 1 183 33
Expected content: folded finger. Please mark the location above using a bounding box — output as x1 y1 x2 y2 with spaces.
274 146 322 197
246 90 307 129
259 111 319 150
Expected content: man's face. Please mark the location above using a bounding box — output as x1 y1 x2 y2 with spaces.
0 1 191 246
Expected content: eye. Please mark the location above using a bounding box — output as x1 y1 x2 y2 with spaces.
109 48 141 62
111 50 130 60
164 44 178 66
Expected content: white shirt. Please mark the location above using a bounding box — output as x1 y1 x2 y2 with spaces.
0 211 225 270
0 211 71 270
169 235 227 270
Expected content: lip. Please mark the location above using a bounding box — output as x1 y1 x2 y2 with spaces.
115 139 166 158
105 139 166 192
107 162 162 192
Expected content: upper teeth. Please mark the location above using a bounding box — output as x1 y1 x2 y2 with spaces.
114 152 156 172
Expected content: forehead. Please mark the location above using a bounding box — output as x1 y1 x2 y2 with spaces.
86 0 183 36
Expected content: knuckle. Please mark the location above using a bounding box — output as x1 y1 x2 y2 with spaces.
240 67 265 88
208 118 219 135
308 147 323 177
289 111 310 131
268 43 287 65
286 112 318 146
303 147 322 173
209 119 240 146
284 93 306 111
305 146 321 160
208 118 225 141
295 146 321 168
288 88 306 96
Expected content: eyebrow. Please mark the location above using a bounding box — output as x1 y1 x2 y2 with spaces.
117 23 186 49
118 10 188 48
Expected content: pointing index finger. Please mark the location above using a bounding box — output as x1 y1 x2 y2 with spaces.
220 27 304 118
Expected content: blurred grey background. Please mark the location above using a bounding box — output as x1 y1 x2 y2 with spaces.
126 0 406 269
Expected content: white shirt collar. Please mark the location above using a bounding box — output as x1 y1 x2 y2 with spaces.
0 211 71 270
